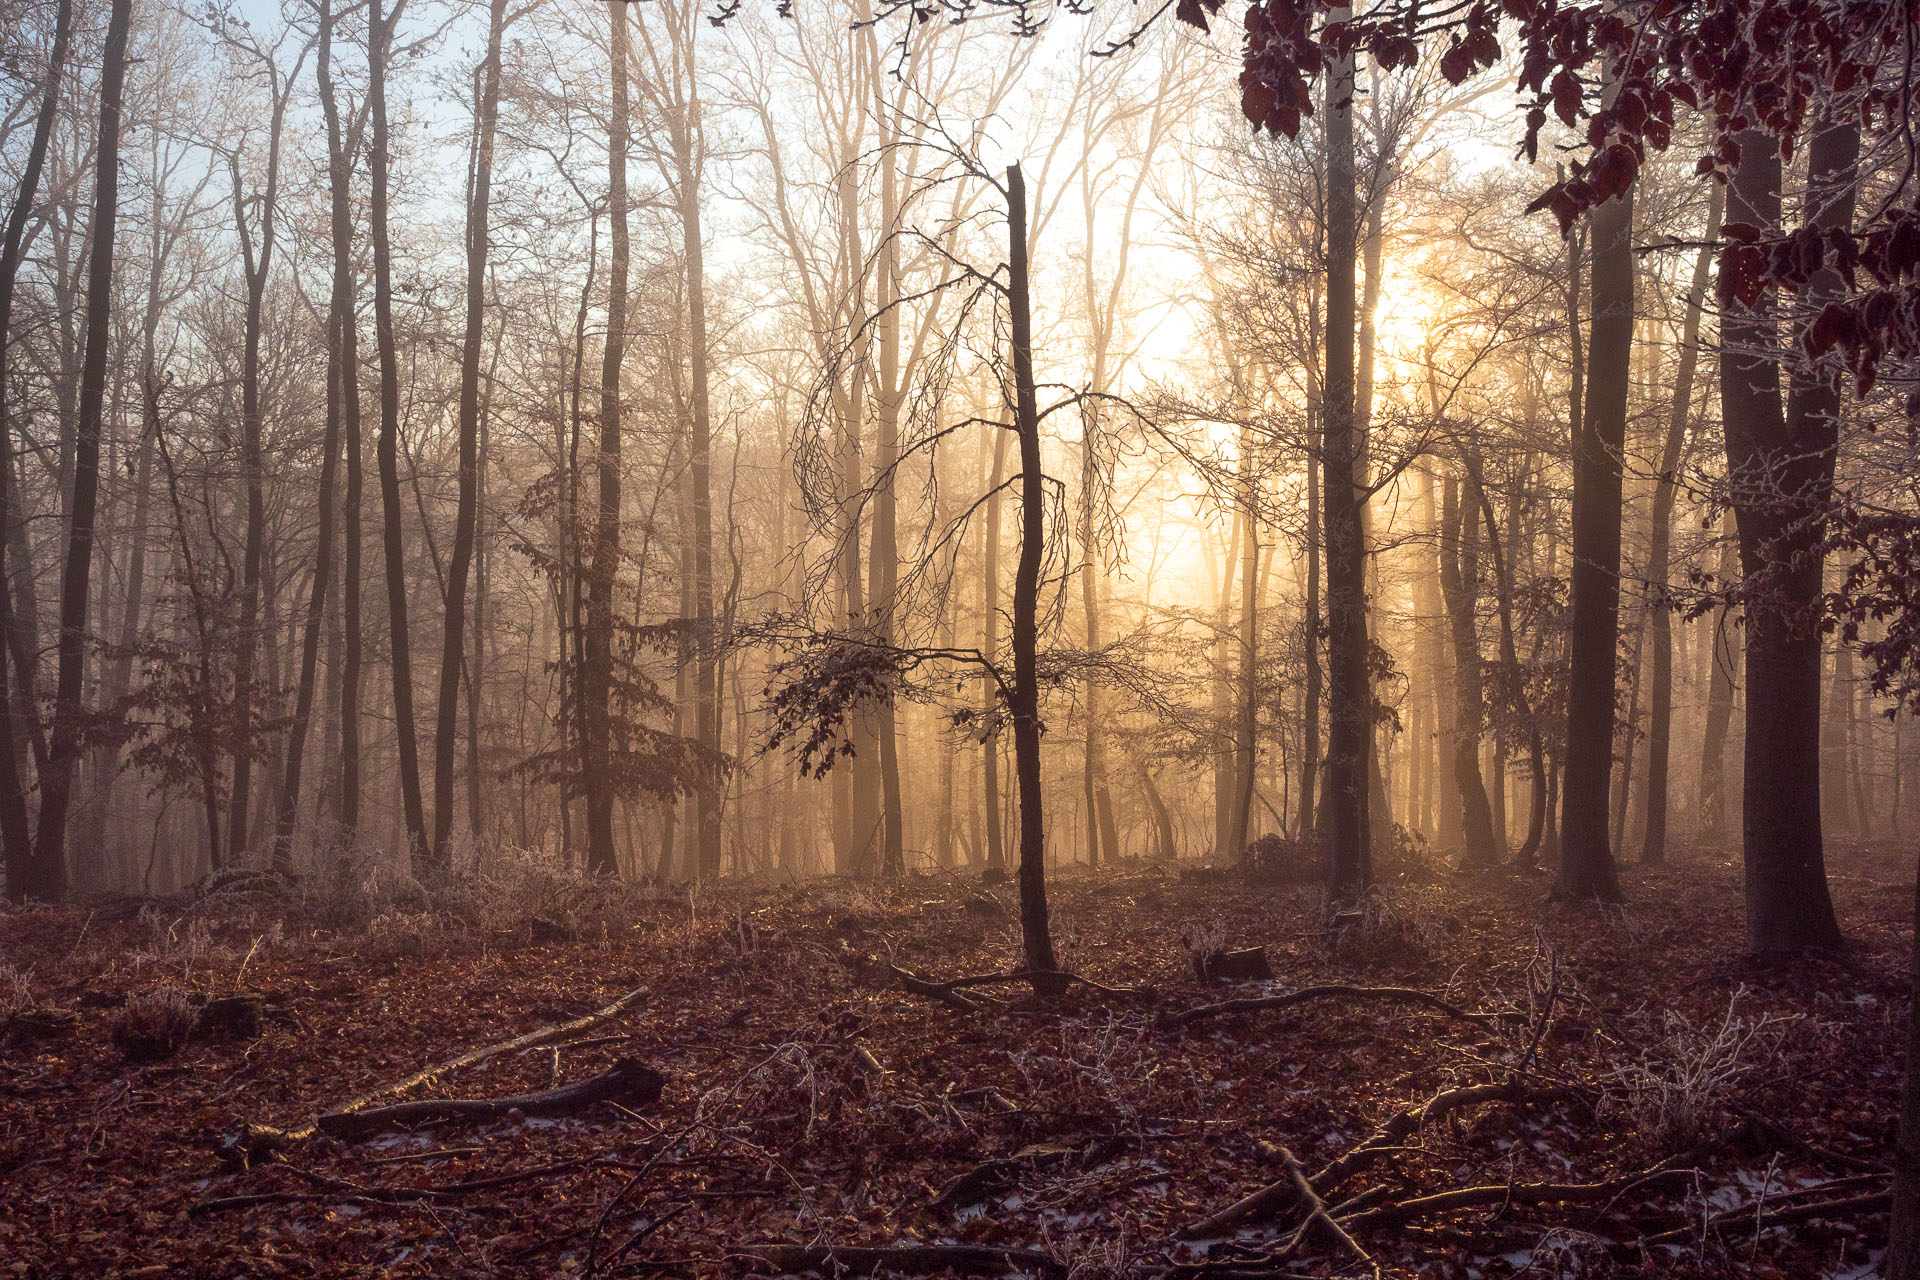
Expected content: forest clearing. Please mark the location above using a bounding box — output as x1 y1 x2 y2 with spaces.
0 846 1909 1277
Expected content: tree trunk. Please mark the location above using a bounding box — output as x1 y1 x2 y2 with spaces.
1227 446 1259 862
583 0 630 879
1697 519 1739 844
1322 38 1371 898
1299 434 1321 839
30 0 129 899
369 0 428 863
1005 163 1057 980
981 424 1008 869
0 0 72 898
1555 164 1630 903
664 37 721 884
432 0 508 864
1719 123 1850 953
1642 184 1721 865
1439 470 1498 866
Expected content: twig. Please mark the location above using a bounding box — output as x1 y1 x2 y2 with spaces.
1167 985 1514 1031
733 1243 1065 1277
1337 1166 1698 1231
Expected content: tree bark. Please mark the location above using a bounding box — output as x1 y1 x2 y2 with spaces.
31 0 130 899
1719 123 1850 953
1643 184 1721 865
583 0 630 879
432 0 508 865
1438 470 1498 866
369 0 428 864
1555 168 1630 903
1005 163 1057 979
1321 39 1371 898
0 0 72 898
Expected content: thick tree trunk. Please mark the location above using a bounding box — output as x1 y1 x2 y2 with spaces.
1720 124 1850 953
1555 171 1630 903
1643 184 1722 865
1005 163 1057 979
0 0 72 898
432 0 508 865
31 0 129 899
369 0 428 864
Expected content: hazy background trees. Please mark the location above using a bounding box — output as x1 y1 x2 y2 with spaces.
0 0 1911 983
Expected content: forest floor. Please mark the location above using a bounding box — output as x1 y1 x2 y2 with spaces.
0 842 1909 1279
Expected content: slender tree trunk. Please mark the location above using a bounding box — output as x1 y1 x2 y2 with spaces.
369 0 428 863
1005 163 1058 981
320 3 364 847
1720 123 1851 952
1439 470 1498 865
1643 184 1721 864
1698 521 1739 843
1322 40 1371 898
1555 165 1630 903
583 0 630 879
981 424 1008 869
1297 434 1322 840
32 0 129 898
226 52 300 864
674 81 720 883
274 310 342 870
0 0 73 897
1227 445 1259 861
432 0 508 864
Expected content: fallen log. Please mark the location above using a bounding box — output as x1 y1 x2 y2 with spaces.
735 1243 1063 1278
221 984 649 1164
316 1056 665 1140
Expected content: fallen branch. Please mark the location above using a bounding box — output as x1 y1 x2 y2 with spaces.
316 1057 665 1140
735 1243 1063 1278
1314 1081 1578 1197
221 985 649 1163
1268 1144 1382 1280
1337 1166 1696 1232
1167 985 1512 1031
1636 1180 1890 1246
1176 1080 1574 1239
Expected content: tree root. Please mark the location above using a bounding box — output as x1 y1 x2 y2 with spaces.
890 964 1148 1008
